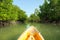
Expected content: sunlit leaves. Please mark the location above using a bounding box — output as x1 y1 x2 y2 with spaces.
0 0 27 22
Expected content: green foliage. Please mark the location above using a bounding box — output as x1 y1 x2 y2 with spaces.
29 13 40 22
0 0 27 23
29 9 40 22
0 0 13 21
18 10 27 22
38 0 60 23
30 9 40 22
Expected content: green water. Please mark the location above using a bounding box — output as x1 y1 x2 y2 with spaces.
0 23 60 40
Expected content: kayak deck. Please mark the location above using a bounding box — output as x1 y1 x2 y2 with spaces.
18 26 44 40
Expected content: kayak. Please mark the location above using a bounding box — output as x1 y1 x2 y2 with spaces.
18 26 44 40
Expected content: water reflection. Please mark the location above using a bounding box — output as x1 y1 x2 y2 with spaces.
26 24 30 29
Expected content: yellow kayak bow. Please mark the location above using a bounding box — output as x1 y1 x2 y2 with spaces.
18 26 44 40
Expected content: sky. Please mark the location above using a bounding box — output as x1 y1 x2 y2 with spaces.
13 0 44 16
